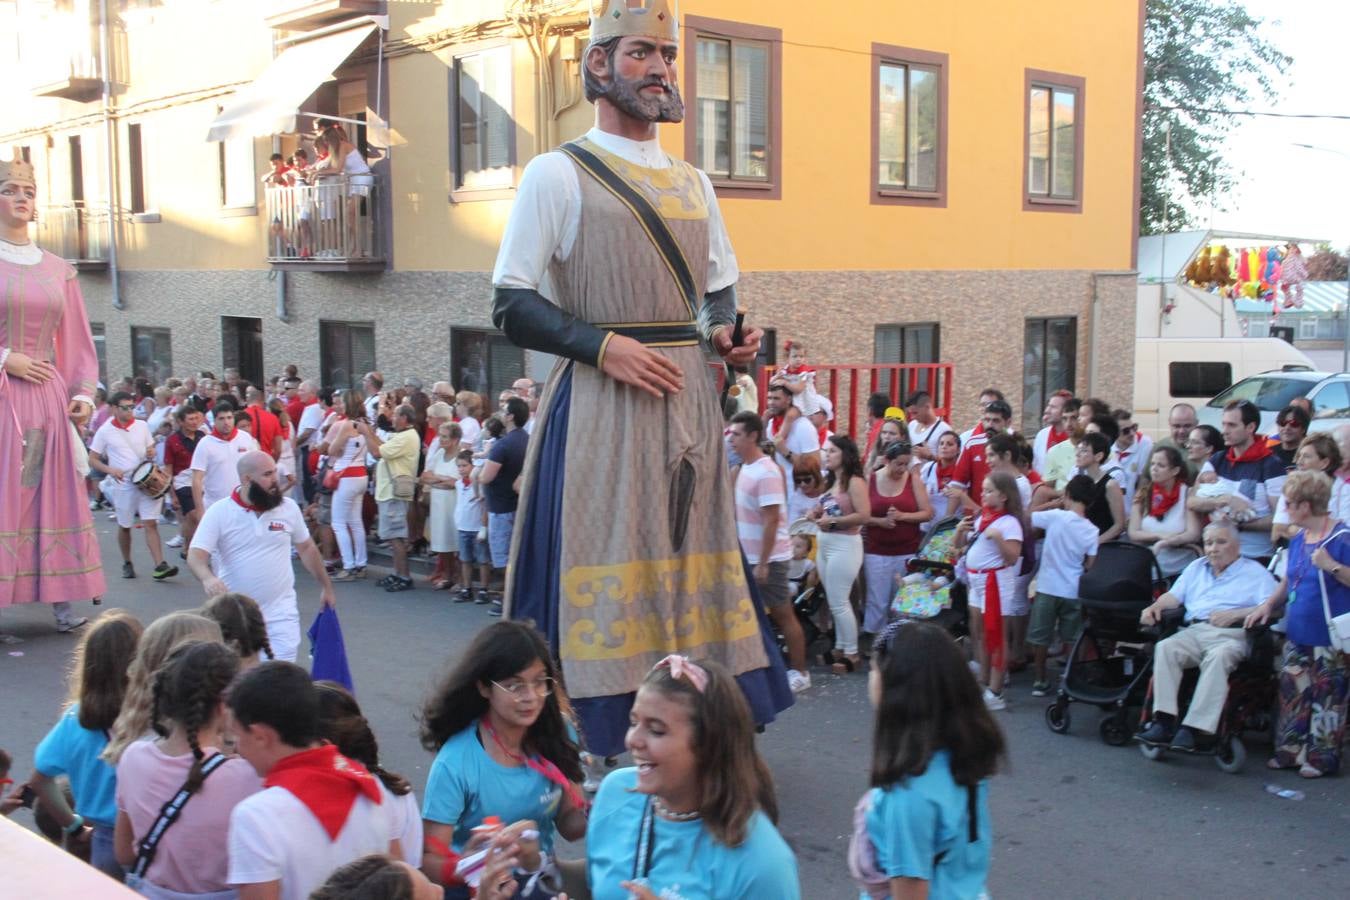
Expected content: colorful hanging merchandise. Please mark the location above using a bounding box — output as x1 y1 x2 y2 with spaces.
1281 244 1308 309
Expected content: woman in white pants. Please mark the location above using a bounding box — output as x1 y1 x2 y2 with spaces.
324 390 370 580
808 435 869 673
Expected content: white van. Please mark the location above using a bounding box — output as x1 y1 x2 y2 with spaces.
1132 337 1315 440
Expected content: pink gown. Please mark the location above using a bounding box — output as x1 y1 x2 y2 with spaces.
0 250 107 605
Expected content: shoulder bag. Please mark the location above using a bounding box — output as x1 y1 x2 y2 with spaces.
1315 526 1350 652
125 753 229 889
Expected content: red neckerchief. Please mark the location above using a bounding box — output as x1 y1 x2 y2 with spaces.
264 745 383 841
480 719 587 812
461 477 471 487
935 462 956 489
1045 427 1068 449
977 505 1007 533
213 429 239 443
769 412 786 436
1150 480 1182 519
230 487 260 513
112 417 134 431
816 425 830 448
1226 439 1273 465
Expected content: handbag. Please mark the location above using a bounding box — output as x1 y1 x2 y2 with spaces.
322 464 342 492
392 473 416 502
1317 566 1350 653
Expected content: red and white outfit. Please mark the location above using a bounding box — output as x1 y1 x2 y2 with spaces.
1112 434 1153 510
190 429 258 510
189 488 311 661
948 430 991 514
766 411 820 490
1032 424 1070 476
90 417 161 528
228 745 393 900
909 416 953 461
328 420 368 571
963 510 1024 669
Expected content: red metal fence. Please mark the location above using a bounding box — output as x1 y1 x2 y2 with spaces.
712 363 955 440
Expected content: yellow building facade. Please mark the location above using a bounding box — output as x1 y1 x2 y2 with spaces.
0 0 1144 429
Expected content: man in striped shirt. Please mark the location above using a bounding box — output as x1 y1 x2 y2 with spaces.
729 410 810 694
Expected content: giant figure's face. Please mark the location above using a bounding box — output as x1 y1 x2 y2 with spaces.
0 179 36 228
591 35 685 123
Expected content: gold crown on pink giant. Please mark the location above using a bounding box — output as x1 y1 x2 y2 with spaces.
589 0 679 45
0 148 36 188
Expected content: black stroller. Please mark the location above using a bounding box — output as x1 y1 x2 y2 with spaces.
1045 541 1168 745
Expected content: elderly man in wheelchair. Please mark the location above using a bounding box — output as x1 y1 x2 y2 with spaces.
1135 520 1277 753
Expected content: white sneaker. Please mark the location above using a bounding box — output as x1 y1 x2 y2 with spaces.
787 669 812 694
166 535 184 548
983 688 1007 711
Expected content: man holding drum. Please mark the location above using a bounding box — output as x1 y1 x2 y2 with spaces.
88 390 177 580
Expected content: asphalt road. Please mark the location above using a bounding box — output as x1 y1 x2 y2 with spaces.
2 521 1347 898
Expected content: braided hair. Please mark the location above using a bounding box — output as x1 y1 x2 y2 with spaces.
315 681 411 796
201 592 275 663
151 641 240 793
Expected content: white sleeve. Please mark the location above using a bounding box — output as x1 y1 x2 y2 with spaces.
491 152 580 292
286 502 312 545
698 169 740 293
1200 460 1215 476
1272 494 1290 526
89 425 109 457
189 441 209 473
227 799 284 887
190 505 221 555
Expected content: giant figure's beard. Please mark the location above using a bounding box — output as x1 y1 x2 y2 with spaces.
602 72 685 124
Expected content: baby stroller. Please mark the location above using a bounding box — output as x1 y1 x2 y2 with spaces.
890 516 968 639
1045 541 1167 746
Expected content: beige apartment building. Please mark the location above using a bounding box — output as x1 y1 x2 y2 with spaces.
1 0 1146 432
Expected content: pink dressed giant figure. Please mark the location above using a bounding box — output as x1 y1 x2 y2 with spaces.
0 152 106 632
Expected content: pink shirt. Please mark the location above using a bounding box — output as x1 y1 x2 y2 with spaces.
735 456 792 565
116 740 263 893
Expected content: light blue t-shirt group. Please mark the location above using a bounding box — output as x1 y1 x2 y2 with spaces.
586 767 800 900
33 704 118 827
421 720 564 853
863 751 991 900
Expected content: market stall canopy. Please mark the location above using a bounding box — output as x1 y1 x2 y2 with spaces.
1138 229 1326 285
1235 281 1347 316
205 23 377 142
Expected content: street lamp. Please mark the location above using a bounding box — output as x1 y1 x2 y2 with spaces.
1290 143 1350 371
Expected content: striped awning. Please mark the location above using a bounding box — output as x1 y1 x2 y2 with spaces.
1234 281 1347 316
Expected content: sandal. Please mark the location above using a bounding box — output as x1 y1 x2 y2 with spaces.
1298 764 1325 779
1266 758 1296 771
830 652 860 674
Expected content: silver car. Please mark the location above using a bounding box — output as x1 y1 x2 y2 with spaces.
1197 370 1350 436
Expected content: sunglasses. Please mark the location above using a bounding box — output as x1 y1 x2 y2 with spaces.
794 476 815 485
116 404 135 411
1120 424 1138 436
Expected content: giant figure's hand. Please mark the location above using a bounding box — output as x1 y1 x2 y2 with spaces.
4 350 55 385
67 399 91 428
601 335 684 398
712 324 763 367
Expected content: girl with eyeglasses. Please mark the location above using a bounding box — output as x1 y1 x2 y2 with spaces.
418 621 586 898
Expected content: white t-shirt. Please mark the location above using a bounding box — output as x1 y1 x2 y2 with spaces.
454 477 485 532
767 415 820 487
492 127 738 296
908 418 953 458
90 419 153 486
1030 509 1100 598
191 431 260 509
189 495 310 629
457 416 482 448
296 402 326 448
966 515 1024 572
383 785 423 868
1112 435 1154 509
228 785 394 900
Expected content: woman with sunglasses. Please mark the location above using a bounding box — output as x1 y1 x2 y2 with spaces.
419 621 586 898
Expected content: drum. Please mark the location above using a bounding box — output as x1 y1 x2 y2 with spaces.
130 461 172 498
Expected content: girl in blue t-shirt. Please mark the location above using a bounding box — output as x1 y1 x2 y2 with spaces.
418 621 586 898
849 620 1006 900
25 610 143 880
583 656 801 900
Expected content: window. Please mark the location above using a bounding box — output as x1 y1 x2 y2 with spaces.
90 322 106 387
1024 70 1084 212
218 137 256 211
1311 381 1350 420
872 44 947 206
1171 362 1233 399
1023 318 1077 431
131 326 172 385
319 321 375 391
452 46 514 195
874 323 940 393
685 16 781 199
221 316 264 386
1299 317 1319 340
757 327 777 370
451 327 524 401
127 122 146 215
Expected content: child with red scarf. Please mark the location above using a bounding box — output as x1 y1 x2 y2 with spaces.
1027 475 1101 695
227 661 399 900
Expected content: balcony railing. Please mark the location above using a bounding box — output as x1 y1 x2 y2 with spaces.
33 204 109 271
265 175 385 272
24 10 104 101
266 0 383 31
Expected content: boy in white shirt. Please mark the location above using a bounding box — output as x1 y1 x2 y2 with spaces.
453 450 491 604
228 661 398 900
88 390 176 580
1028 474 1101 695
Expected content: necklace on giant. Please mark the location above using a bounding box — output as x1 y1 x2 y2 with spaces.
652 796 701 821
0 235 32 246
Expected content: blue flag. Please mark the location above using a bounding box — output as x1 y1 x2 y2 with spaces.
308 606 354 692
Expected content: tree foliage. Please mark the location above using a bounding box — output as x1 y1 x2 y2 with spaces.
1306 247 1348 283
1141 0 1291 234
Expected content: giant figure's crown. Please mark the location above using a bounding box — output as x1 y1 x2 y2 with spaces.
0 148 35 188
589 0 679 45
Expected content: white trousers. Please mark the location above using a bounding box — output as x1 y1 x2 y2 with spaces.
332 475 368 569
817 532 863 654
